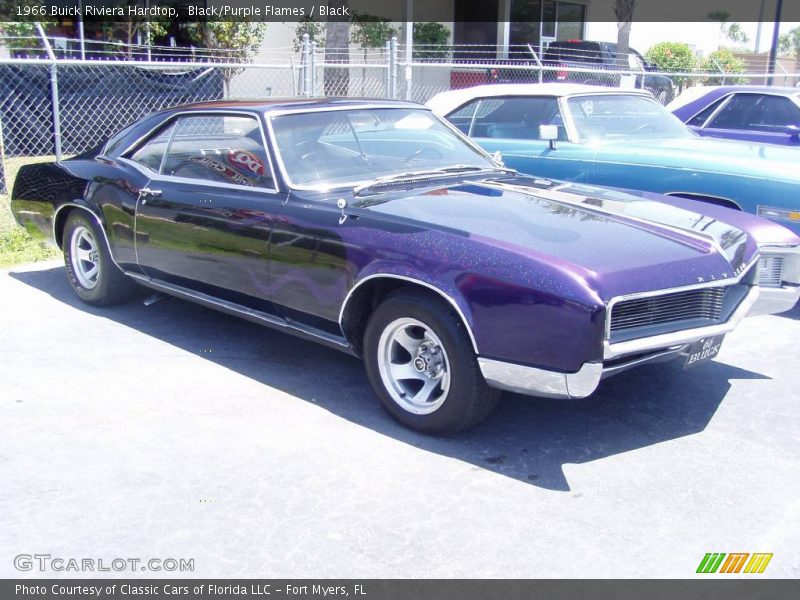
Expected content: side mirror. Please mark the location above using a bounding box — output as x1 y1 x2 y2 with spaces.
786 124 800 140
492 150 505 167
539 124 559 149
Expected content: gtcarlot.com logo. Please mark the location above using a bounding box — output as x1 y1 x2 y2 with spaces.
14 553 194 573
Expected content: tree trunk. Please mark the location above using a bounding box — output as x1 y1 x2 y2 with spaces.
614 0 637 66
324 0 350 96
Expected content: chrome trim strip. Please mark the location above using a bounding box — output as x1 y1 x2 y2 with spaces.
604 252 760 340
265 103 409 118
689 93 734 129
601 346 687 378
52 202 127 271
338 273 479 354
604 284 759 360
478 358 602 399
126 272 352 351
264 105 501 193
118 109 280 194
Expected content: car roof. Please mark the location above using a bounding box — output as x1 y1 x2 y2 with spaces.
667 85 800 112
163 97 422 114
426 83 653 115
698 85 799 96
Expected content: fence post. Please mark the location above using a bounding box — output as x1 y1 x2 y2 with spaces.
711 57 726 85
49 64 63 161
385 40 392 98
310 40 317 96
36 22 63 161
0 115 6 195
527 44 544 84
389 36 398 99
301 33 312 97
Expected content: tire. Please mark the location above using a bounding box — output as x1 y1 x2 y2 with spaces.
363 290 500 435
62 210 136 306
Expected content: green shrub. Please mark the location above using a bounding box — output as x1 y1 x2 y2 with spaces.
702 47 747 84
645 42 697 87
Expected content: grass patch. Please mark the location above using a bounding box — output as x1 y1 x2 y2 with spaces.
0 155 60 268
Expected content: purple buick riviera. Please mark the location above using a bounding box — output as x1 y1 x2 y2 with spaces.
670 86 800 146
10 99 800 433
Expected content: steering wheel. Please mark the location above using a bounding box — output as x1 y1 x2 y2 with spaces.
404 147 444 163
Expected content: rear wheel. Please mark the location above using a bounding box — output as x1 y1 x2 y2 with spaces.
63 211 136 306
363 290 500 434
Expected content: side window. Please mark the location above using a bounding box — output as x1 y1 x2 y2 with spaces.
707 94 799 132
470 96 567 141
129 123 175 171
446 100 480 135
687 97 728 127
160 114 274 188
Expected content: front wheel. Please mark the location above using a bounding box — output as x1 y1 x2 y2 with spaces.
363 290 500 434
63 211 136 306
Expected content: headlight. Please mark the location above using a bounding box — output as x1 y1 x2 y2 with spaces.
758 255 784 287
757 247 800 287
757 205 800 223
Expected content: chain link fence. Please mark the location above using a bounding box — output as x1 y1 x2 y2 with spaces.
1 35 798 194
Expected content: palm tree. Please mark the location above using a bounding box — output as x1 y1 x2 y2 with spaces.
614 0 637 66
324 0 351 96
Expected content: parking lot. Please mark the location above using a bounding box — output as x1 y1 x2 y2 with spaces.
1 260 798 578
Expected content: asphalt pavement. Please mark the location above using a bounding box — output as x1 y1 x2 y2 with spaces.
1 261 798 578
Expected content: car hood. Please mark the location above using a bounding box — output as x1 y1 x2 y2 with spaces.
358 176 759 299
595 136 800 181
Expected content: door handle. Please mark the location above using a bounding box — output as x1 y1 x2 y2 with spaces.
138 187 162 205
140 187 162 198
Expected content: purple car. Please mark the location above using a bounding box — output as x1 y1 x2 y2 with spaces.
9 99 800 433
669 86 800 146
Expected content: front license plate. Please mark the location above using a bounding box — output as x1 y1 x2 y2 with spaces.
684 335 725 369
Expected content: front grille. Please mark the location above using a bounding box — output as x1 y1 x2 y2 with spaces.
758 255 784 288
610 287 727 333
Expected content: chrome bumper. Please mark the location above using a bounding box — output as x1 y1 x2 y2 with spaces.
480 247 800 401
478 358 603 400
748 285 800 317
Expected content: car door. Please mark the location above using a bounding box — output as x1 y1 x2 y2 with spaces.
127 112 283 311
446 96 594 182
699 93 800 146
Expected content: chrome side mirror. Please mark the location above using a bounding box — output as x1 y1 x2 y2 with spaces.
539 124 559 149
492 150 505 167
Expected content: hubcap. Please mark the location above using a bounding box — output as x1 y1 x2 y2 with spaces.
69 225 100 289
376 317 451 415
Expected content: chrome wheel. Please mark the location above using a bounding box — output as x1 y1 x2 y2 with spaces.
69 225 100 289
376 317 451 415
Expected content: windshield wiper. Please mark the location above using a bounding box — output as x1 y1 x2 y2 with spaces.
352 165 515 197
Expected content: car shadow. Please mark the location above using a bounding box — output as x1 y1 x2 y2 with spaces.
11 266 771 492
778 301 800 321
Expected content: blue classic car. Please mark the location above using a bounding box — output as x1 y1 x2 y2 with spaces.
10 99 800 433
427 84 800 234
669 85 800 146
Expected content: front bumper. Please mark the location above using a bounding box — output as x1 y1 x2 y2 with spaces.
479 246 800 400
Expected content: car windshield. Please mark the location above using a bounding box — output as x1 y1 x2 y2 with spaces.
269 107 495 188
567 94 694 142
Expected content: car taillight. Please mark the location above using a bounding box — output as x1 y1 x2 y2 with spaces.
490 68 499 80
557 64 568 80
